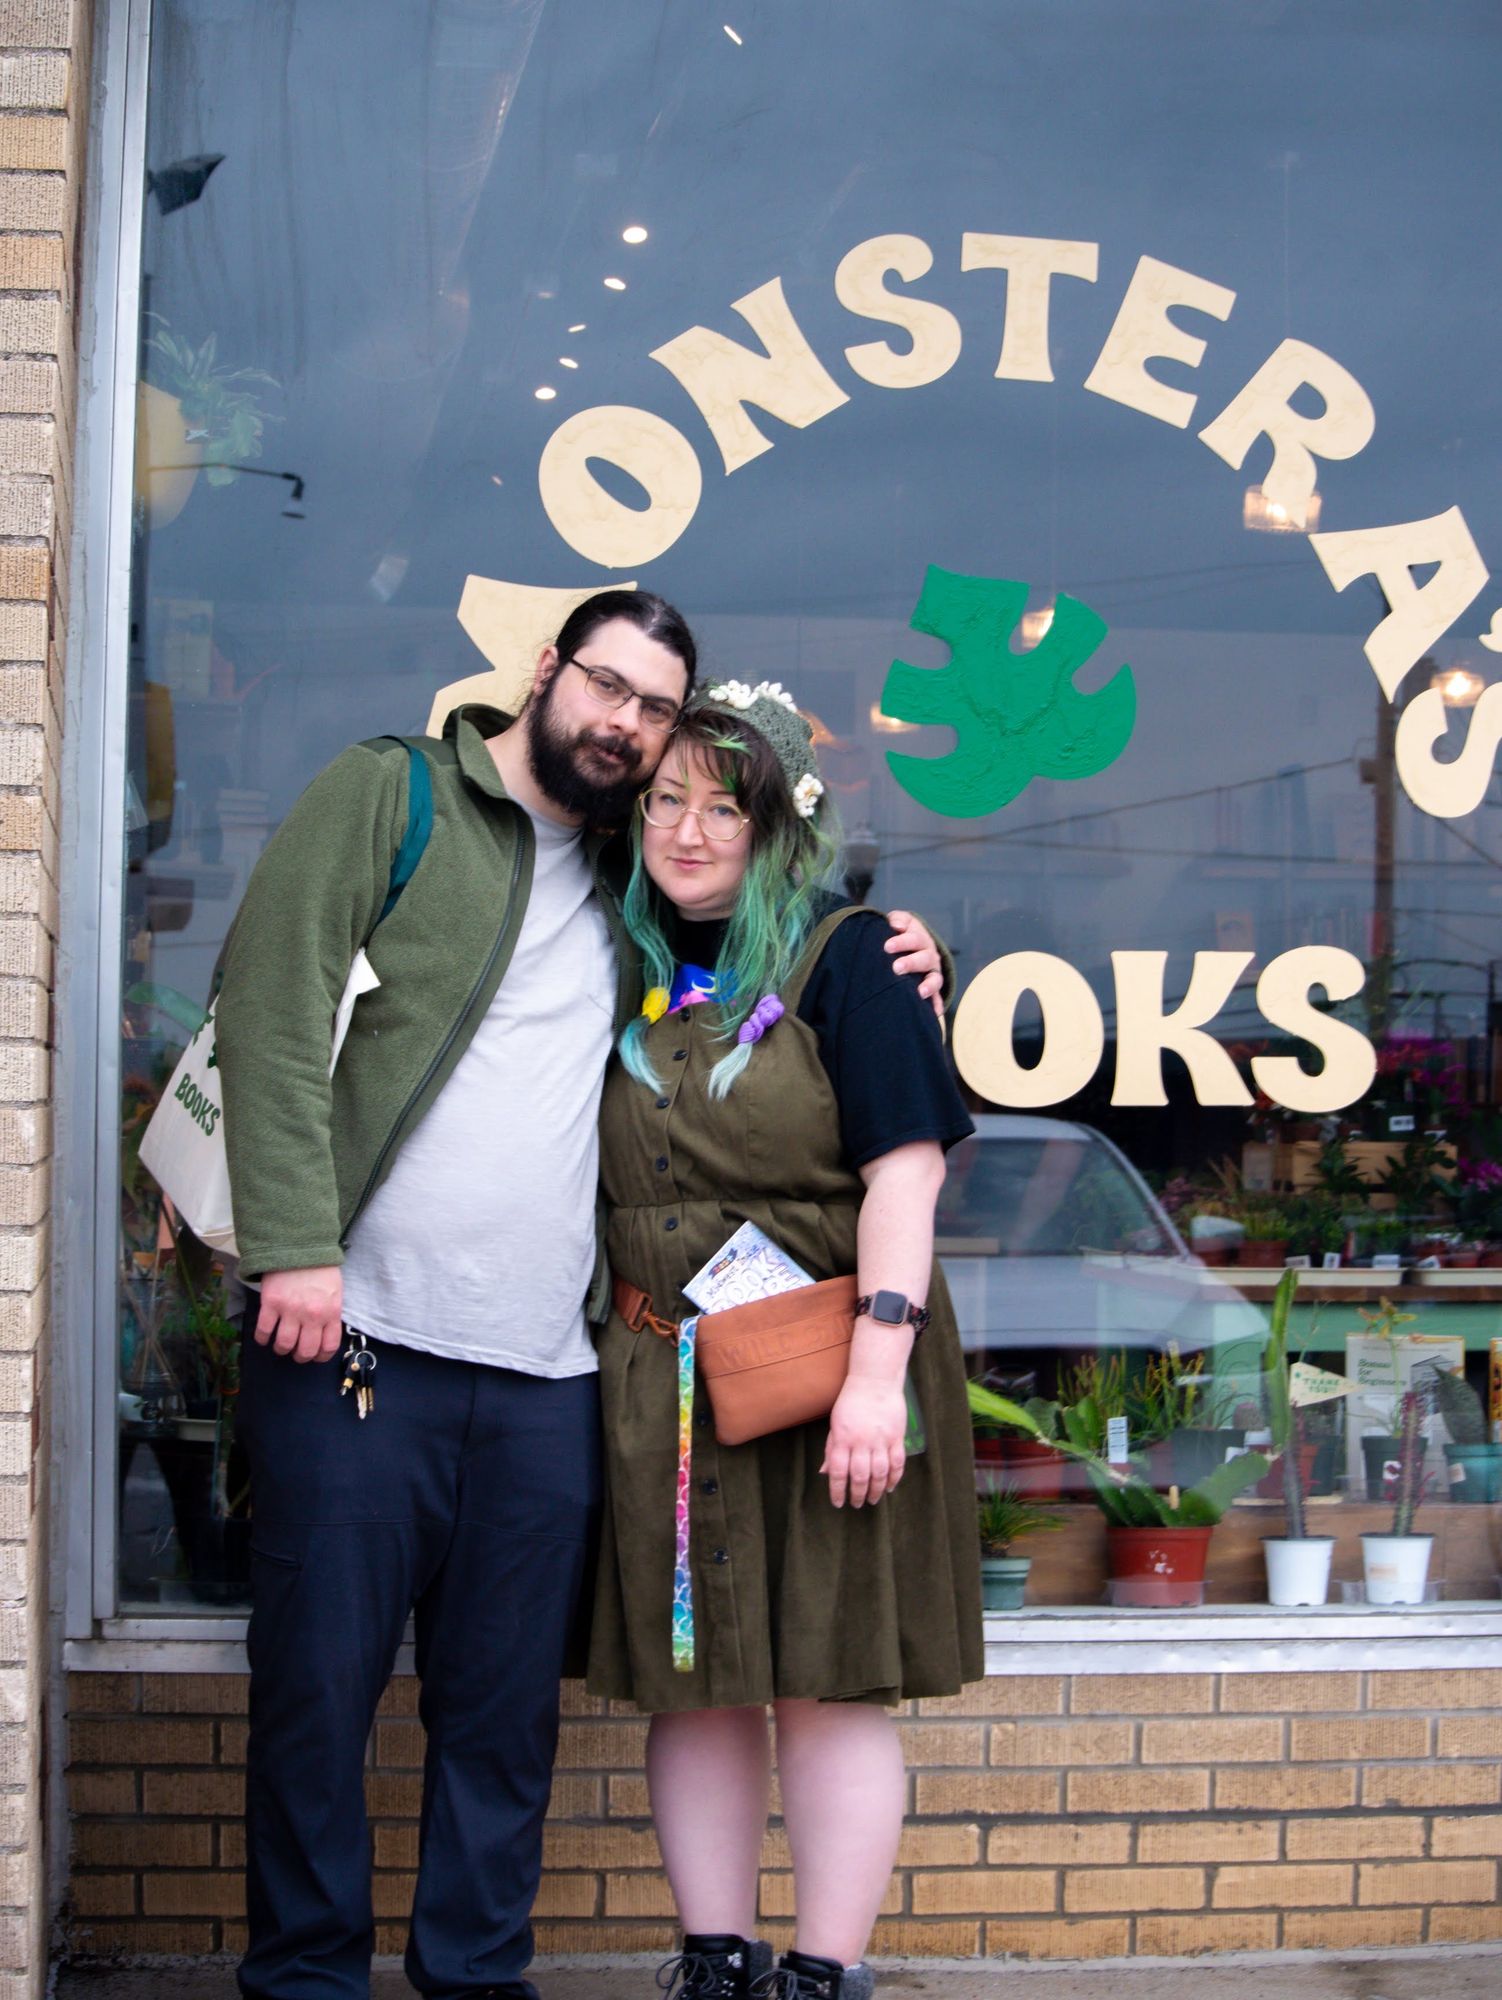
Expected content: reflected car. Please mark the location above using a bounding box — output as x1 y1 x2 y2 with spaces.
936 1113 1267 1367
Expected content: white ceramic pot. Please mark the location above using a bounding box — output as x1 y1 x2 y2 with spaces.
1361 1532 1433 1606
1263 1535 1334 1607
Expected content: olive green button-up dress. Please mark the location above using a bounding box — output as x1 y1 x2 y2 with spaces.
587 909 984 1713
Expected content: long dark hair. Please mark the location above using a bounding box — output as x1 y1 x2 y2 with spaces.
550 588 698 690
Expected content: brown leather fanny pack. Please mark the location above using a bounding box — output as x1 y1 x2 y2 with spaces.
613 1272 858 1446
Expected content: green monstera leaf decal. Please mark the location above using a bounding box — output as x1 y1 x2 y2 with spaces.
881 565 1136 818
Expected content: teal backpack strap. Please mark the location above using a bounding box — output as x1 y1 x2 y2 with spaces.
376 737 434 924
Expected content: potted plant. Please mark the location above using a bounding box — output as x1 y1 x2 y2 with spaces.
137 316 279 526
968 1382 1270 1608
976 1485 1062 1610
1433 1365 1502 1505
1236 1205 1289 1268
1361 1369 1438 1604
1258 1270 1336 1605
1130 1346 1245 1490
1351 1297 1419 1498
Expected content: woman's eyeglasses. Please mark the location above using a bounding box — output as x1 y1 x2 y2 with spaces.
639 789 749 840
565 658 682 734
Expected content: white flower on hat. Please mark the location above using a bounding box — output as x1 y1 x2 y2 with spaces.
756 680 799 712
792 773 825 820
708 679 755 710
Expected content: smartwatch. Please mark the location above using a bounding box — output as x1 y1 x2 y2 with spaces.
855 1289 931 1336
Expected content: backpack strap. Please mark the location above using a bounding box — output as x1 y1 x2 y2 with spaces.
374 737 434 925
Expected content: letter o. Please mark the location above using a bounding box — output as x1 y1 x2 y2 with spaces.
953 951 1106 1108
538 404 703 567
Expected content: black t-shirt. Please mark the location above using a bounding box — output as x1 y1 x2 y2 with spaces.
665 901 974 1171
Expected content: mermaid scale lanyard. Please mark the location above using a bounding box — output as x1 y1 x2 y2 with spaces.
671 1314 699 1673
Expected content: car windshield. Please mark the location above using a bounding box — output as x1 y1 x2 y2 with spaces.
936 1134 1175 1259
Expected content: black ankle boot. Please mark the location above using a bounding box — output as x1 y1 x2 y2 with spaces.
752 1951 876 2000
657 1933 774 1997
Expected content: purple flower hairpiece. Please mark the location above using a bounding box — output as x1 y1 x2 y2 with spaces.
736 994 785 1046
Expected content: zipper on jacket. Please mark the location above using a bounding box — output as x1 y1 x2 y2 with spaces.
340 815 531 1242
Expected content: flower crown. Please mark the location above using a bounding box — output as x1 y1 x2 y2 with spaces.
704 679 825 819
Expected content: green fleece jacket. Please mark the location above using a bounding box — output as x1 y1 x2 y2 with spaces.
215 706 637 1290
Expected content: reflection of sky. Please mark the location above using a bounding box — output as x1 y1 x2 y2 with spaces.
141 0 1502 1028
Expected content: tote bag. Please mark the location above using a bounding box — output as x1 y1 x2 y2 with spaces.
138 738 433 1257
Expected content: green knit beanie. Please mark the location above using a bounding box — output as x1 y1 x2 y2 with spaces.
699 678 826 820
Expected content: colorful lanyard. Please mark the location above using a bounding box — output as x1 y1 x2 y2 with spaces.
672 1314 699 1673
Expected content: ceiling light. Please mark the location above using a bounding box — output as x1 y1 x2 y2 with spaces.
603 276 626 291
622 225 648 245
1019 603 1055 648
490 474 503 486
559 356 578 369
724 23 743 44
534 385 557 401
568 323 587 333
1431 664 1487 708
1244 483 1321 533
869 701 918 735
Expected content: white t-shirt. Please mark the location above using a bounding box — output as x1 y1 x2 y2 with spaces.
340 807 614 1375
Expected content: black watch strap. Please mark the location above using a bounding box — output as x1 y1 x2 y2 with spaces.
855 1289 931 1335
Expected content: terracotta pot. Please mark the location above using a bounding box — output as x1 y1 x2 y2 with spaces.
972 1435 1006 1465
1105 1524 1214 1607
1447 1247 1481 1268
1195 1243 1232 1267
999 1436 1065 1501
1478 1245 1502 1268
1236 1241 1287 1268
134 382 203 528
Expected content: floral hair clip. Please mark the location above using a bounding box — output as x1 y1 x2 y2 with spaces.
736 994 785 1046
792 773 825 820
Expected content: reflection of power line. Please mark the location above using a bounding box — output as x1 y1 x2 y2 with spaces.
156 462 306 517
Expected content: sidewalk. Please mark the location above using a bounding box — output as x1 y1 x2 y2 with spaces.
52 1943 1502 1998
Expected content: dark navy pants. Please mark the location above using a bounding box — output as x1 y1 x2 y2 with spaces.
235 1315 602 2000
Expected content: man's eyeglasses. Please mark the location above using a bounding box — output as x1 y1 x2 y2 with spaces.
565 658 681 734
639 788 749 840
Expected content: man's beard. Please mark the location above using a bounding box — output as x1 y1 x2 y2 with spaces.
525 676 646 826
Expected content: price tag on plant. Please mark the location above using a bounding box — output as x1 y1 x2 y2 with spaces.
1106 1415 1130 1464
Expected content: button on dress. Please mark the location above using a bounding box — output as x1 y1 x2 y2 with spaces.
587 909 985 1712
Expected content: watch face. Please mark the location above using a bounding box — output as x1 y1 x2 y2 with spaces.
871 1288 908 1325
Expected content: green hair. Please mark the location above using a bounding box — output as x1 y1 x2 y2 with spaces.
619 711 841 1098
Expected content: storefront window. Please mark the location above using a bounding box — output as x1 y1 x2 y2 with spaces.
113 0 1502 1616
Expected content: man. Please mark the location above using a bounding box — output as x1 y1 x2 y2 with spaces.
216 590 940 2000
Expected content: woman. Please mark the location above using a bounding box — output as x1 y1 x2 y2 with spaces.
588 681 984 2000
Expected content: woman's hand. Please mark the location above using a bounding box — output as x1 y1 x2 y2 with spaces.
884 909 945 1021
822 1375 909 1508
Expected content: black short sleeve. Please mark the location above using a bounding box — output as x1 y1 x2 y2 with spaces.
796 911 975 1170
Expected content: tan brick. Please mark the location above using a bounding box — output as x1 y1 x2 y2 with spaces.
0 796 41 849
70 1919 219 1954
897 1824 981 1867
1067 1769 1209 1816
1363 1764 1500 1810
74 1820 211 1869
372 1824 417 1871
1139 1819 1279 1864
0 177 64 233
0 54 69 111
141 1771 242 1817
0 299 57 355
373 1719 424 1768
69 1874 135 1918
375 1675 421 1716
1368 1668 1502 1708
365 1774 421 1817
1291 1715 1428 1762
70 1717 214 1766
1069 1674 1214 1715
605 1775 649 1817
68 1771 136 1815
603 1872 675 1917
0 117 63 171
912 1869 1056 1916
0 361 51 415
1432 1814 1502 1857
1284 1907 1425 1950
915 1772 1061 1817
1213 1862 1352 1908
1429 1905 1502 1943
1141 1718 1281 1764
1136 1912 1278 1955
0 6 75 52
371 1872 415 1919
546 1774 604 1820
1215 1767 1356 1813
0 234 60 297
1437 1714 1500 1759
139 1673 249 1715
871 1919 982 1956
898 1722 986 1765
219 1821 246 1869
556 1722 648 1768
1065 1867 1203 1913
982 1918 1128 1959
67 1673 138 1715
1286 1814 1424 1860
141 1871 245 1918
1001 1721 1133 1767
987 1824 1131 1867
542 1825 661 1870
918 1677 1063 1717
1360 1858 1496 1905
1218 1671 1362 1713
533 1919 678 1954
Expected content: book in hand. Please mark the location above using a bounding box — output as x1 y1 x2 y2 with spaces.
683 1220 926 1455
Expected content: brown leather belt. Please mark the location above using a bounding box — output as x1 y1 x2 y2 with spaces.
612 1274 678 1341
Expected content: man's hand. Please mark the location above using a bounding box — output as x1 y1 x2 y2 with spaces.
822 1375 909 1509
256 1266 344 1363
885 909 944 1021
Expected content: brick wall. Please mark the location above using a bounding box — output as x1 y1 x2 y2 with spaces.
0 5 88 1998
62 1668 1502 1963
